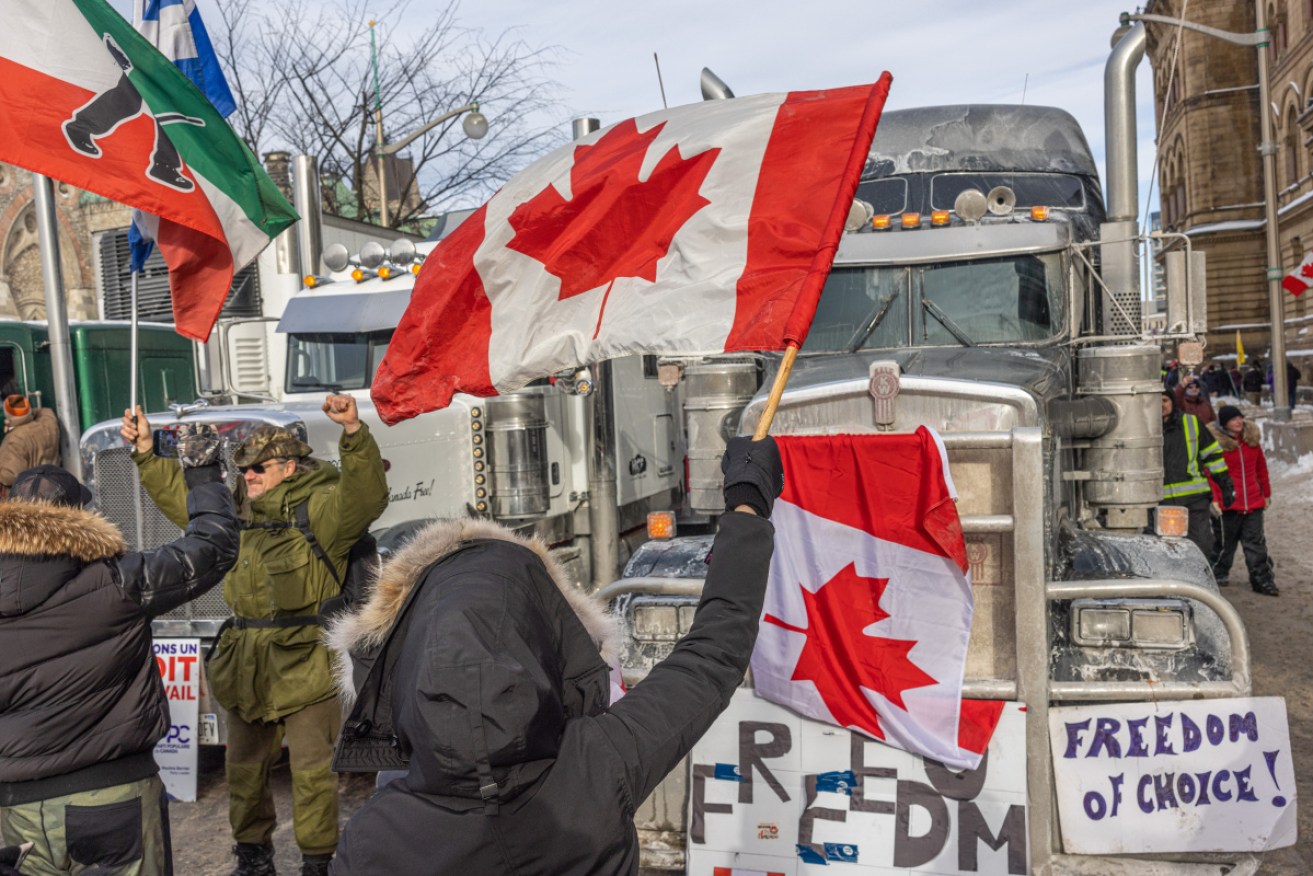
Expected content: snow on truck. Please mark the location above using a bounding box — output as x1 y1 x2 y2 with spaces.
613 28 1280 876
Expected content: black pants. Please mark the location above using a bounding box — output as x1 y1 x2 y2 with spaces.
1182 503 1213 559
1212 509 1274 588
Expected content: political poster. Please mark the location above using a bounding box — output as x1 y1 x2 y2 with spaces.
152 637 201 801
687 690 1028 875
1049 697 1296 854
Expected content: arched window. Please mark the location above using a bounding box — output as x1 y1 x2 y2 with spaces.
1284 108 1301 186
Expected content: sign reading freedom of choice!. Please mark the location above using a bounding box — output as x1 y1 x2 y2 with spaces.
1049 697 1296 854
687 690 1028 874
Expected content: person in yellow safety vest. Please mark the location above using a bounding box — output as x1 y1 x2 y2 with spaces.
1161 389 1235 557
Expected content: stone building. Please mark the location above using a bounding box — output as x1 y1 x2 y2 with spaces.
0 164 119 322
1145 0 1313 382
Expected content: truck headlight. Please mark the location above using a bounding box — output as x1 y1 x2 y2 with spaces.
1072 599 1193 650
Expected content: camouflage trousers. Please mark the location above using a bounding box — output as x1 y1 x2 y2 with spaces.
0 776 170 876
226 696 340 857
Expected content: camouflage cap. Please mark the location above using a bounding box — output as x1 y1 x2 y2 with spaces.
232 425 314 468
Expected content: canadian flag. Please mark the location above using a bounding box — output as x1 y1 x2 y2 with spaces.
371 76 892 423
751 430 1004 770
1282 250 1313 297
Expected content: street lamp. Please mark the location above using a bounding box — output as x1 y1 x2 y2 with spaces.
1122 8 1292 420
374 102 489 227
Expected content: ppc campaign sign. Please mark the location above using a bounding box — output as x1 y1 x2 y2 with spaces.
152 638 201 801
687 690 1028 874
1049 697 1296 854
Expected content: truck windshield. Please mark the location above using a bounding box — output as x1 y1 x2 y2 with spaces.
804 252 1064 352
286 331 392 393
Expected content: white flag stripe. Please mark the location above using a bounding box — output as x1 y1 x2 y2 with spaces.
0 5 120 93
478 93 783 391
755 496 979 769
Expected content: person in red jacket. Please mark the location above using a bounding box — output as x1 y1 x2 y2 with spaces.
1208 405 1277 595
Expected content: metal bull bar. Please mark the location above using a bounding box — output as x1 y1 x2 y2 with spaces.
599 426 1255 875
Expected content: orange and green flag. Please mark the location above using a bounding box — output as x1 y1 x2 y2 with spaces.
0 0 296 341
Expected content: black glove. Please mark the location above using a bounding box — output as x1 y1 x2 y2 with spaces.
1221 485 1236 508
176 423 224 488
722 435 784 518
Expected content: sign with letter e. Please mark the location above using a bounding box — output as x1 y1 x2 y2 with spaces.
1049 696 1296 853
687 690 1028 874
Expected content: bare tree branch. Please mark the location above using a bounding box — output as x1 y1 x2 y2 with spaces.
211 0 566 228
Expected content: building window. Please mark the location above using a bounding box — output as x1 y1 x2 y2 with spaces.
1285 114 1300 186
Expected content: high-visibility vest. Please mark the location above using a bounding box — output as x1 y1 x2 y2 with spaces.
1164 414 1229 499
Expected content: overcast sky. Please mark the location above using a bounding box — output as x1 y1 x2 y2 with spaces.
116 0 1165 216
447 0 1161 214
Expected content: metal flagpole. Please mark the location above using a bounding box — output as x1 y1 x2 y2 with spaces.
32 172 83 477
129 270 140 417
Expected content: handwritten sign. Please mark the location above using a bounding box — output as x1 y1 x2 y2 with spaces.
1049 697 1296 853
687 690 1028 874
152 638 200 801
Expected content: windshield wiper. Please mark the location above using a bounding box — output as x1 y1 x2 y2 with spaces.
290 377 345 392
846 290 900 352
921 298 975 347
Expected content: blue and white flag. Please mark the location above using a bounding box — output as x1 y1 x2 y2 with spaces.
133 0 236 117
129 0 236 273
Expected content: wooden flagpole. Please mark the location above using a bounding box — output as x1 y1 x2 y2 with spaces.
752 343 799 440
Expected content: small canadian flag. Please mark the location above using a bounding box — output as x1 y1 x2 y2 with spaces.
1281 250 1313 296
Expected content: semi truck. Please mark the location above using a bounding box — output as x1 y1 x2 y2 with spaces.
611 26 1264 875
0 319 195 435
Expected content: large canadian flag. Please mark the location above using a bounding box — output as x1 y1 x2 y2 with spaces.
372 76 892 423
1282 250 1313 297
751 430 1004 770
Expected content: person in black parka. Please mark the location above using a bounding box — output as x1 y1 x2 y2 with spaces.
0 451 239 876
327 437 783 875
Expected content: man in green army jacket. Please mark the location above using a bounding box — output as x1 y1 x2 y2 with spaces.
120 395 388 876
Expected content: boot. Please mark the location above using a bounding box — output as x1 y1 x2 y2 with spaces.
230 843 276 876
1252 580 1279 597
301 854 332 876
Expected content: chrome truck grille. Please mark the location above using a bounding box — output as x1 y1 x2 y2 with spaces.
93 446 231 624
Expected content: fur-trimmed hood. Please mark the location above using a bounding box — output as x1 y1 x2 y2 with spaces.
327 518 619 699
1207 419 1261 451
326 518 624 807
0 500 126 617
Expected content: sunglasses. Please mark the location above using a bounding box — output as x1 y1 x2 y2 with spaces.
239 459 287 475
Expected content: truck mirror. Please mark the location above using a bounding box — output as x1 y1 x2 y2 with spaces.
1164 249 1207 335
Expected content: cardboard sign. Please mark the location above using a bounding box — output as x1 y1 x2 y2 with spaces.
151 638 201 801
1049 697 1297 854
687 690 1028 874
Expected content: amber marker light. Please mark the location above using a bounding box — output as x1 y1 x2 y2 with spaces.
646 510 676 540
377 265 393 280
1155 506 1189 539
901 212 922 229
872 214 892 230
303 275 319 288
931 210 951 227
1030 205 1050 221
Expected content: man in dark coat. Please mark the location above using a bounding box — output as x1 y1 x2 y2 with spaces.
327 437 783 875
0 451 239 875
1243 361 1265 405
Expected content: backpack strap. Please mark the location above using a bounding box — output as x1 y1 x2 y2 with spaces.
293 500 342 587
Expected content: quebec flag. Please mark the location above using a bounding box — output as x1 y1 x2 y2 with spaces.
129 0 236 272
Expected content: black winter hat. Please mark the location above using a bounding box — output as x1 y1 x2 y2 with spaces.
1218 405 1243 428
11 464 92 507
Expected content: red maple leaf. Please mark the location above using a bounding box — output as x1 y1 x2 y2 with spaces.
506 119 720 336
1300 263 1313 279
764 563 936 738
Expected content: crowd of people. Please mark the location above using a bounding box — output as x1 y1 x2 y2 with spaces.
0 393 786 876
1160 360 1280 597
